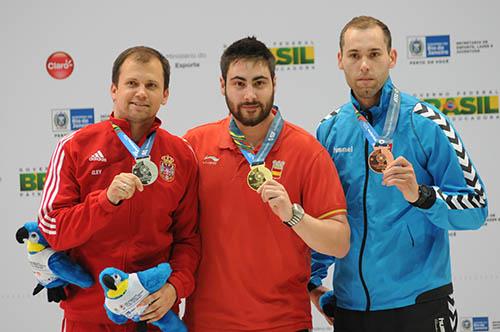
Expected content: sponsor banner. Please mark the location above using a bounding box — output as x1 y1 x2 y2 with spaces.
52 108 95 138
456 39 494 55
413 90 499 121
46 51 74 79
461 317 491 332
407 35 451 65
165 52 207 69
19 167 47 197
473 317 490 331
461 317 473 332
269 41 315 70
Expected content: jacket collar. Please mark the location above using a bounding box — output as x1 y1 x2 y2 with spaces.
218 108 285 154
350 77 394 123
109 113 162 146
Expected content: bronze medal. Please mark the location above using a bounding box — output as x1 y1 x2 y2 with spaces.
368 147 394 173
132 157 158 185
247 164 272 191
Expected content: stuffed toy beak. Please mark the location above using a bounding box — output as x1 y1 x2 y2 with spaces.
15 227 29 244
27 242 45 253
103 275 129 299
103 274 117 291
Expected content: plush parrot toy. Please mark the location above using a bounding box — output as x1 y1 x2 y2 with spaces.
99 263 186 332
319 290 336 317
15 221 94 302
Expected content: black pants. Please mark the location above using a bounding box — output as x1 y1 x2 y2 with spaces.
333 295 457 332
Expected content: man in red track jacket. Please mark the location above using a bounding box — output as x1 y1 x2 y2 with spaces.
37 46 200 332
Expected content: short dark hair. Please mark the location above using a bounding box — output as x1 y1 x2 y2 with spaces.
112 46 170 90
220 36 276 81
340 16 392 53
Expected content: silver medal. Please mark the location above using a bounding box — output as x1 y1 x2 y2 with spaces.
132 157 158 185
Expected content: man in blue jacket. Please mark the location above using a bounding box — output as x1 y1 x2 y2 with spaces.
310 16 488 332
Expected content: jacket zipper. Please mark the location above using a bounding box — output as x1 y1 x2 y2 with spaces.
359 111 372 311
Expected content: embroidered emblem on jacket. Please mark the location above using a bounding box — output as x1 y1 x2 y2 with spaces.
271 160 285 179
160 155 175 182
88 150 107 162
202 155 220 165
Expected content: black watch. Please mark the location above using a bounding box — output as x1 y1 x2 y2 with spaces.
410 184 436 209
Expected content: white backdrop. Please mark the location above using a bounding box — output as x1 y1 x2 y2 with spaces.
2 0 499 331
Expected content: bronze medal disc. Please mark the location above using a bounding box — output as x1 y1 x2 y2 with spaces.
368 147 394 173
247 165 273 191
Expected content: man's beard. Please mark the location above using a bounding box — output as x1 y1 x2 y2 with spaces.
225 90 274 127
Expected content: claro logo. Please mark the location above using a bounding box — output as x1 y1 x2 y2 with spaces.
46 51 74 79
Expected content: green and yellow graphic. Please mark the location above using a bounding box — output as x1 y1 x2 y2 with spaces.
20 172 46 191
424 95 498 116
269 46 314 65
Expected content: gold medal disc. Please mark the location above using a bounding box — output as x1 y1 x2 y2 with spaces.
247 164 273 191
368 147 394 173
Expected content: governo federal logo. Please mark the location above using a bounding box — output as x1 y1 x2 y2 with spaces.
46 51 74 79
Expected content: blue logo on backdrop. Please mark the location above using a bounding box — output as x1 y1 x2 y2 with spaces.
407 35 451 64
52 108 95 138
472 317 489 331
426 35 451 57
70 108 94 130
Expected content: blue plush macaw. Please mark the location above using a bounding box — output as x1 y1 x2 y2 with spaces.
15 221 94 302
319 290 336 318
99 263 186 332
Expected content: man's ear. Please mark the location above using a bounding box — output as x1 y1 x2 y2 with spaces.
389 49 398 69
110 83 117 102
220 76 226 96
162 88 169 105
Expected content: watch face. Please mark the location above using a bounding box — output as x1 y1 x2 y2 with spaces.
292 204 305 219
420 185 431 197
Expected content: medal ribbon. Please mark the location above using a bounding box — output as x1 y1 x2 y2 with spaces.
229 109 284 166
352 87 400 147
112 124 156 159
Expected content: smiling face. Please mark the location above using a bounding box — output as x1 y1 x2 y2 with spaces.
338 26 397 109
221 58 275 127
111 57 168 125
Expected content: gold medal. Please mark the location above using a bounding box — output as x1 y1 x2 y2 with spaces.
247 164 272 191
368 146 394 173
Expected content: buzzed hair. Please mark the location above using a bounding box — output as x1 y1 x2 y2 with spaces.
339 16 392 53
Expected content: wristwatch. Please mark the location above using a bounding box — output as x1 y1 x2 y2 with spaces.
284 203 305 227
410 184 436 209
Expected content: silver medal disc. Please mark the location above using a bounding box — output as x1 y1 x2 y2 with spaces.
132 158 158 185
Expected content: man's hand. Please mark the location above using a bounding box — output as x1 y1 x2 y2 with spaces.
382 156 419 203
106 173 144 205
310 285 334 326
139 283 177 323
257 179 293 221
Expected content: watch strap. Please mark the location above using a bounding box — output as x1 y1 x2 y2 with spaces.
410 184 436 209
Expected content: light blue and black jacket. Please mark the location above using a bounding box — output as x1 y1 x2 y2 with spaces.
311 77 488 311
